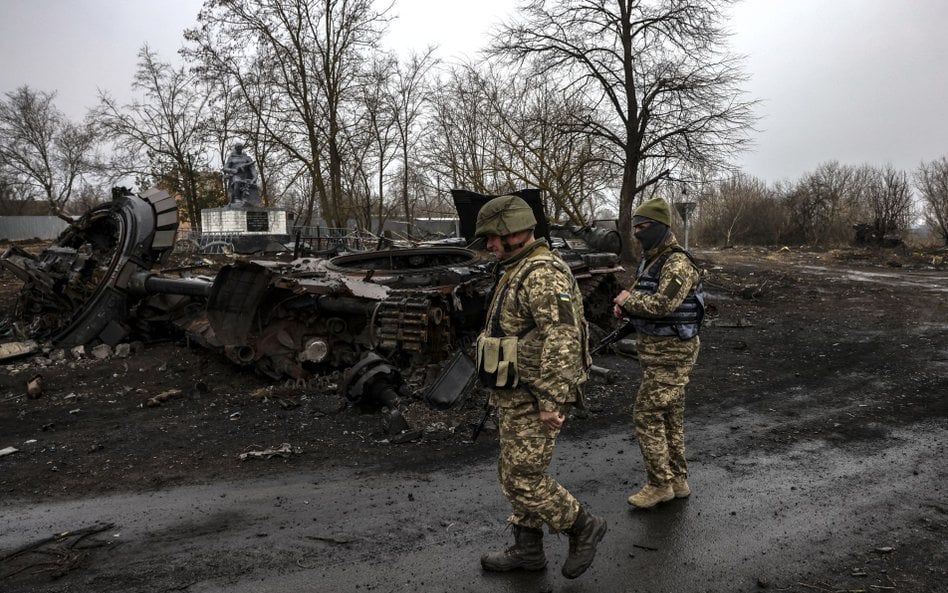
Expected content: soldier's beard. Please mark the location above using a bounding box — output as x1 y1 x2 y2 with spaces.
501 239 525 255
498 235 532 260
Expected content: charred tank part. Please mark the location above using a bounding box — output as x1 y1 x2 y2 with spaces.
422 349 477 410
0 187 179 346
204 262 273 345
340 352 409 434
374 295 449 356
301 337 330 363
325 246 488 288
172 253 474 384
550 224 623 255
321 246 494 373
451 188 551 245
451 187 622 257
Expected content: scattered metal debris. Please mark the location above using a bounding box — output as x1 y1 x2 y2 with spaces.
237 443 302 461
0 340 39 361
144 388 184 408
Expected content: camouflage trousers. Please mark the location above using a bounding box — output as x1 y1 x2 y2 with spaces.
633 335 700 486
496 400 580 532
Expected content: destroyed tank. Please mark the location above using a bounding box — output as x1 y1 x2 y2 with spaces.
2 187 623 431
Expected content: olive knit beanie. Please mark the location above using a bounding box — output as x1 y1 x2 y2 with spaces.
632 197 672 226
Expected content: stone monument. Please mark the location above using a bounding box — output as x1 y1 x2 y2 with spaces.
202 141 290 254
222 142 260 208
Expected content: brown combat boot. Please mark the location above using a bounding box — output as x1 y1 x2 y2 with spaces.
671 477 691 498
561 508 607 579
480 524 547 572
627 483 674 509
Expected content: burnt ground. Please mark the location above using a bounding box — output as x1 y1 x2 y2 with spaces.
1 244 946 593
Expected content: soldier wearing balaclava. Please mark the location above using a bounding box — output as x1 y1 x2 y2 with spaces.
612 197 706 509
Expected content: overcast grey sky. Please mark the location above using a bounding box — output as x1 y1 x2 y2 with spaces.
1 0 946 185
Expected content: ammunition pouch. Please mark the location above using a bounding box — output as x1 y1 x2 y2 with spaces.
476 334 520 388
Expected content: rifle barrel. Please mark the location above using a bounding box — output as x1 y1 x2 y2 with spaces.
591 318 635 356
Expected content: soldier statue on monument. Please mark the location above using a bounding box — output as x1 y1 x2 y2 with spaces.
222 142 260 208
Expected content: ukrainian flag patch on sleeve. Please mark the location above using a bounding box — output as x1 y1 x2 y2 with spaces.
556 292 575 324
662 274 686 299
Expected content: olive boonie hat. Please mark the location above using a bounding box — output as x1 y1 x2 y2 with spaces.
632 197 672 226
474 195 537 237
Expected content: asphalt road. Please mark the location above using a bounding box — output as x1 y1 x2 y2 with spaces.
3 414 944 593
4 250 947 592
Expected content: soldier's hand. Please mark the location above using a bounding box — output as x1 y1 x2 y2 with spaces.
539 411 564 430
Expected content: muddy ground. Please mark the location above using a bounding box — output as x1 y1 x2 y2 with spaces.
1 243 946 593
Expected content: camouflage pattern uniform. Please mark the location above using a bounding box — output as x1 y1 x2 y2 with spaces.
483 238 590 531
617 232 701 487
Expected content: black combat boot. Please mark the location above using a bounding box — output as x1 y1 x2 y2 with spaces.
561 508 607 579
480 524 547 572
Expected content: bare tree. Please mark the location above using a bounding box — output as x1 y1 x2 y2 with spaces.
423 62 615 224
694 174 786 247
338 129 374 230
483 70 614 224
93 47 214 225
0 174 33 214
184 0 387 226
361 54 398 232
864 164 914 242
916 157 948 246
424 63 509 194
0 86 97 213
388 48 438 236
785 161 865 245
68 182 112 215
490 0 756 261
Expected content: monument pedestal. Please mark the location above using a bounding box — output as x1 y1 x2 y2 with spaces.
200 207 293 254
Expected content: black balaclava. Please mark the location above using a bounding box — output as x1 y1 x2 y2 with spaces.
633 221 669 252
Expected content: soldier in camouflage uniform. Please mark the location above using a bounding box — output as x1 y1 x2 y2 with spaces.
613 197 705 509
474 195 607 579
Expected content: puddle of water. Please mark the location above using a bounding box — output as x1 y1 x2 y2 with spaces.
798 265 948 292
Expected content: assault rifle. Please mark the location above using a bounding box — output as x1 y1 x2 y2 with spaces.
591 318 637 356
472 402 494 442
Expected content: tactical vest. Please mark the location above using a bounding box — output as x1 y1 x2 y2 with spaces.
477 243 590 389
631 247 705 340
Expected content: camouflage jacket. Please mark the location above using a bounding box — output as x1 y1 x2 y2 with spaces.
482 239 590 411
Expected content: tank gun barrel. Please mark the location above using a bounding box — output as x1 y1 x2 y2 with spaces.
126 272 214 298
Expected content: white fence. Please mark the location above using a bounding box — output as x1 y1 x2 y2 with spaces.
0 216 69 242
